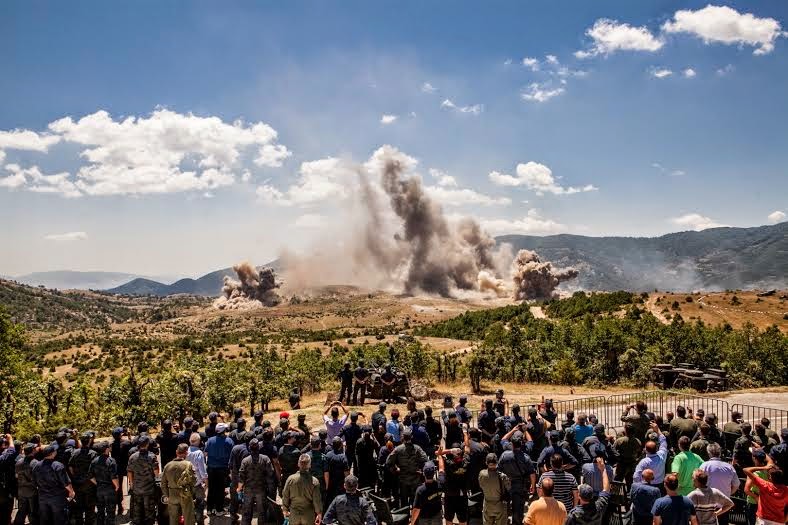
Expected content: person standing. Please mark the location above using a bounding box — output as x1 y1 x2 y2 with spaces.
497 434 536 525
14 443 39 525
186 433 208 525
409 462 442 525
565 459 611 525
204 423 233 516
478 453 510 525
237 439 277 525
671 436 704 496
629 469 662 525
651 473 699 525
436 447 468 525
160 444 196 525
354 427 377 491
687 469 734 525
157 420 179 469
110 428 130 516
742 462 787 525
634 422 669 487
89 443 119 525
537 454 579 514
281 454 322 525
698 443 740 503
323 403 349 442
278 432 302 494
338 363 353 404
324 438 350 511
126 436 159 525
341 412 365 474
32 445 74 525
524 477 566 525
386 427 428 508
228 432 250 525
322 475 376 525
68 433 97 525
0 436 18 525
614 423 643 487
352 361 369 406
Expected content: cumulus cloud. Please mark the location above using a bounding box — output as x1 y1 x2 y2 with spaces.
671 213 728 231
651 67 673 79
380 114 398 125
0 164 81 197
767 210 786 223
425 186 511 207
522 57 540 71
576 18 664 58
440 98 483 115
479 209 567 235
662 4 784 55
421 82 437 93
521 82 565 103
489 162 597 196
0 108 290 198
256 157 355 207
428 168 458 187
44 231 88 242
683 68 697 78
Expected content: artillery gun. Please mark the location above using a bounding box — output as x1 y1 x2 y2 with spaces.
650 363 728 392
367 365 429 401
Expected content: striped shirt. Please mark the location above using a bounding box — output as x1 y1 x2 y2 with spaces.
538 469 578 512
688 487 733 525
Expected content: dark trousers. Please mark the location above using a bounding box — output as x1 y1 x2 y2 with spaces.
745 502 757 525
38 498 68 525
346 446 356 473
398 480 418 508
614 462 636 487
510 486 527 525
228 476 240 523
339 384 352 404
207 467 228 512
115 473 125 512
352 384 365 406
95 491 115 525
632 514 653 525
240 493 266 525
0 496 12 525
72 487 96 525
14 495 39 525
130 492 156 525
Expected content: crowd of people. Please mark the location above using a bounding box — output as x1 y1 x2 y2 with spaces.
0 391 786 525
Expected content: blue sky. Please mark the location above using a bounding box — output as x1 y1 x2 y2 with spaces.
1 1 786 277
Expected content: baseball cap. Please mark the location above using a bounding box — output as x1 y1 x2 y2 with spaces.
42 445 58 456
423 461 436 478
578 484 594 501
216 423 228 433
279 411 289 420
23 443 36 454
750 448 767 460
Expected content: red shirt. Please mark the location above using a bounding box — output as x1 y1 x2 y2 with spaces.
752 475 788 523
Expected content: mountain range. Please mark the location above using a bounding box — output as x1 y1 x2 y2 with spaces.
11 271 174 291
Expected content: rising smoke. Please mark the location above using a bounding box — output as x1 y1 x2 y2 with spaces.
214 262 281 310
511 249 578 300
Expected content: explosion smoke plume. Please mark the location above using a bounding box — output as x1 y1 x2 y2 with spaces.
214 262 281 310
511 249 578 300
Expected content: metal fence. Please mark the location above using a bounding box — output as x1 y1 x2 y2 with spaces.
551 396 607 422
732 403 788 432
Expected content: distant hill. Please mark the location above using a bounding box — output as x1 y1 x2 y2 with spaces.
497 222 788 292
107 261 281 297
13 271 148 291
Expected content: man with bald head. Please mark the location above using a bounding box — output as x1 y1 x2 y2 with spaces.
629 469 662 525
525 477 567 525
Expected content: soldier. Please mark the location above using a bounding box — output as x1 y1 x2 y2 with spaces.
354 426 377 490
288 388 302 410
493 389 508 418
0 436 18 525
89 442 119 525
237 439 277 525
32 445 74 525
455 396 472 426
352 361 370 406
324 438 349 510
307 437 328 506
380 365 396 403
279 432 302 494
322 475 376 525
14 443 39 525
614 423 643 487
477 400 497 444
497 434 536 525
126 436 159 525
161 444 196 525
371 403 387 437
110 427 130 516
337 363 353 405
228 432 250 525
281 454 322 525
386 426 428 508
341 412 365 473
410 462 442 525
437 444 468 525
478 453 510 525
68 432 97 525
296 414 311 449
157 420 179 468
621 401 652 441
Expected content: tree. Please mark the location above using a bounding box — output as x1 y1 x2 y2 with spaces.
0 307 31 432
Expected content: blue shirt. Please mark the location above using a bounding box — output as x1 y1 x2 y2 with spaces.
574 424 593 443
205 435 234 469
633 433 669 484
581 462 614 495
652 495 696 525
386 420 402 442
629 482 662 518
187 446 207 485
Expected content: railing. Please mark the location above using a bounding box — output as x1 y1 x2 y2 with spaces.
552 396 607 422
732 403 788 432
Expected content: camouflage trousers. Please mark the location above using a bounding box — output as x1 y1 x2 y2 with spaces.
130 492 157 525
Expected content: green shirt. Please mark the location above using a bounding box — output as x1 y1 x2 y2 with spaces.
671 451 704 496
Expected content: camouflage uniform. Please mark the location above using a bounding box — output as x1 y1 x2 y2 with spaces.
127 451 158 525
281 472 322 525
238 453 276 525
161 458 196 525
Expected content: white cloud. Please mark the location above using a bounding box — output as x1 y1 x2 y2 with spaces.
716 64 735 76
440 98 483 115
522 57 540 71
671 213 728 231
380 114 398 125
652 163 686 177
650 67 673 78
0 129 61 152
480 210 567 235
662 5 784 55
257 157 354 207
426 186 511 207
44 231 88 242
489 162 597 196
683 68 697 78
576 18 664 58
428 168 458 187
521 82 565 103
545 54 559 65
1 164 81 197
421 82 437 93
294 213 328 229
767 210 786 223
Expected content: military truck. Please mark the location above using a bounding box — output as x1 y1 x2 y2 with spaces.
367 366 429 401
650 363 728 392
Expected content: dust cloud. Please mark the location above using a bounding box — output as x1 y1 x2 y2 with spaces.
213 262 281 310
511 249 578 300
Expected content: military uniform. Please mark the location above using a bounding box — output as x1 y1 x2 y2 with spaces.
0 448 18 525
281 471 322 525
69 447 97 525
621 411 651 442
385 442 428 507
127 451 158 525
308 450 327 502
478 469 510 525
412 480 443 525
14 454 39 525
613 435 642 486
322 492 376 525
497 448 535 525
32 459 70 525
161 458 196 525
354 437 377 490
278 443 301 493
228 442 249 523
238 453 276 525
88 455 118 525
324 450 348 509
